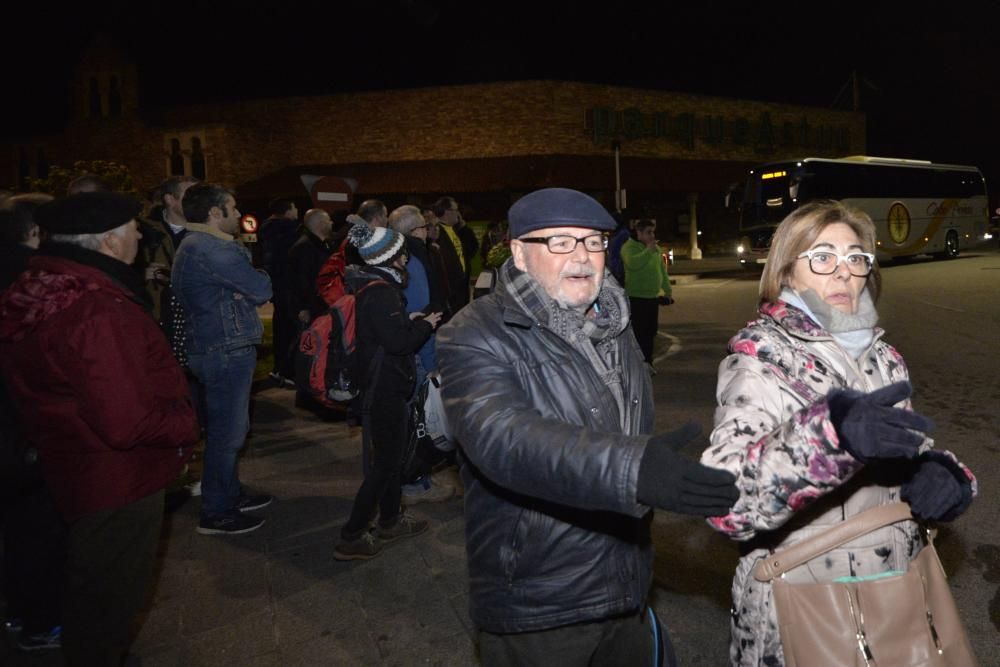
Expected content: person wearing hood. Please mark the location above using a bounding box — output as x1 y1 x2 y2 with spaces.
700 200 976 666
0 191 199 665
333 223 443 561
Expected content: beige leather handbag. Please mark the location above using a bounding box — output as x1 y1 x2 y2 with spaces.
752 502 978 666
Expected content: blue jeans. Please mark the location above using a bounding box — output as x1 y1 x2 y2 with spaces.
187 345 257 517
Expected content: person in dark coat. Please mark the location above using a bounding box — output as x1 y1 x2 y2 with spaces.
0 192 66 653
333 223 443 561
258 197 300 385
436 188 738 666
430 196 478 314
287 208 336 325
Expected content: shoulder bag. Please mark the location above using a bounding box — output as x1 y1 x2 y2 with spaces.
752 502 977 666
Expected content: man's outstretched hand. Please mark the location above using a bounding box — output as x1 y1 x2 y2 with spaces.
636 423 739 517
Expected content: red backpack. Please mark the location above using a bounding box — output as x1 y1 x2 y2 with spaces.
295 278 386 407
315 237 352 307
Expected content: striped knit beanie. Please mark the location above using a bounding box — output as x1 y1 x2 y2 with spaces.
347 221 406 266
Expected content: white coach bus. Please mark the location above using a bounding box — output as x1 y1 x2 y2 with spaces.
731 156 991 265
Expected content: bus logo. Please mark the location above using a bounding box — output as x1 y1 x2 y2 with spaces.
887 203 911 244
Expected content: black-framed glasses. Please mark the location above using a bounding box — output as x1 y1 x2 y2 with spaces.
518 233 608 254
796 249 875 276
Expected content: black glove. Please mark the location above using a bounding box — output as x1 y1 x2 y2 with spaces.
901 450 972 522
826 381 932 463
636 422 739 517
658 296 674 306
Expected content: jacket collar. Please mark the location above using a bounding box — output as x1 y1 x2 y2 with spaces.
182 222 235 241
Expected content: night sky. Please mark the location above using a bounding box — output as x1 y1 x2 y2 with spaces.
4 0 998 203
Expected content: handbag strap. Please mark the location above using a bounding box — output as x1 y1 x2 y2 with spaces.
752 502 914 582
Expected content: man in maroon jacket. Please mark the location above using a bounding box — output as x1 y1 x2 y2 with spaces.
0 191 199 666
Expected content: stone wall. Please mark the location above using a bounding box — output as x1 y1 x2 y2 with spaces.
2 80 864 199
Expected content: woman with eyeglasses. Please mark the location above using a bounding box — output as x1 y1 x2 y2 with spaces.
700 200 976 666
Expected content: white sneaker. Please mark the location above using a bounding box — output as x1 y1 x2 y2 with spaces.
401 476 454 506
185 480 202 497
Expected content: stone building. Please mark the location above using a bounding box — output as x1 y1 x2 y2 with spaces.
1 36 865 253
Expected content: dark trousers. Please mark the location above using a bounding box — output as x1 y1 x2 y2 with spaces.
478 610 673 667
271 293 298 378
343 397 408 536
62 489 164 667
1 482 66 634
629 297 660 363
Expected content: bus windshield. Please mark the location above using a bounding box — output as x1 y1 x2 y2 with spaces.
740 164 800 228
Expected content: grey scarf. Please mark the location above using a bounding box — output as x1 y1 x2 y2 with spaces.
781 287 878 359
500 260 631 427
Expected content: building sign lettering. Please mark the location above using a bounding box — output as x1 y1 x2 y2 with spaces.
586 108 851 153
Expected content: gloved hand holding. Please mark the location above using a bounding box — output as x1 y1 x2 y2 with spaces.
636 422 739 517
826 381 933 463
658 296 674 306
901 450 973 522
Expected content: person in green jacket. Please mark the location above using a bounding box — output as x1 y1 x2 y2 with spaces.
621 219 673 370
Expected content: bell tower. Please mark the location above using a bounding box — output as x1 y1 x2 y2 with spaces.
70 33 139 120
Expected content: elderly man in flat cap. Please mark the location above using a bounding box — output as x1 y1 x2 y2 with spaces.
436 188 739 667
0 191 199 666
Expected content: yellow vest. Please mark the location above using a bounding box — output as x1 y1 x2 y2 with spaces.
442 224 465 273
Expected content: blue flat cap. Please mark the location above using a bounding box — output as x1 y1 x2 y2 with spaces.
508 188 616 238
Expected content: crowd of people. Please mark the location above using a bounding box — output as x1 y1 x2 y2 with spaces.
0 179 978 666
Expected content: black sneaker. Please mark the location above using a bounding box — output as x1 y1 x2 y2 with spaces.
235 493 273 512
197 510 265 535
17 625 61 651
333 531 383 561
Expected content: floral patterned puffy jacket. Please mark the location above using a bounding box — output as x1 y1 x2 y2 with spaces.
700 300 976 666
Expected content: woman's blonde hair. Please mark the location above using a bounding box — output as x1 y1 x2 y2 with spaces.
758 200 881 304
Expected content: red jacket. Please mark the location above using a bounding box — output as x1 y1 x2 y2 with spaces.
0 254 198 519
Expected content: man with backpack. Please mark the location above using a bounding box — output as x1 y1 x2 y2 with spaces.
334 223 443 561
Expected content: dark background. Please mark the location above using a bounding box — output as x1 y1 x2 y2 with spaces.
3 0 998 207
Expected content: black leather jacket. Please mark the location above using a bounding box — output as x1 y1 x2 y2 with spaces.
436 268 655 633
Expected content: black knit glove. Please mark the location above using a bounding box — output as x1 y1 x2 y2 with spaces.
826 381 932 463
637 422 739 517
902 450 972 522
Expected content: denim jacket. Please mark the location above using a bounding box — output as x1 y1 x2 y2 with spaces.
171 225 272 354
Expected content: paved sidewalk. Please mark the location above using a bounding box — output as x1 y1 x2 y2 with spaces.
2 381 743 666
2 385 476 667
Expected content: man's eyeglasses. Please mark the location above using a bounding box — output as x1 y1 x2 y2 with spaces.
796 249 875 276
518 233 608 254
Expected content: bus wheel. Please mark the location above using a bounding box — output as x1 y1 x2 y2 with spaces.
936 230 960 259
